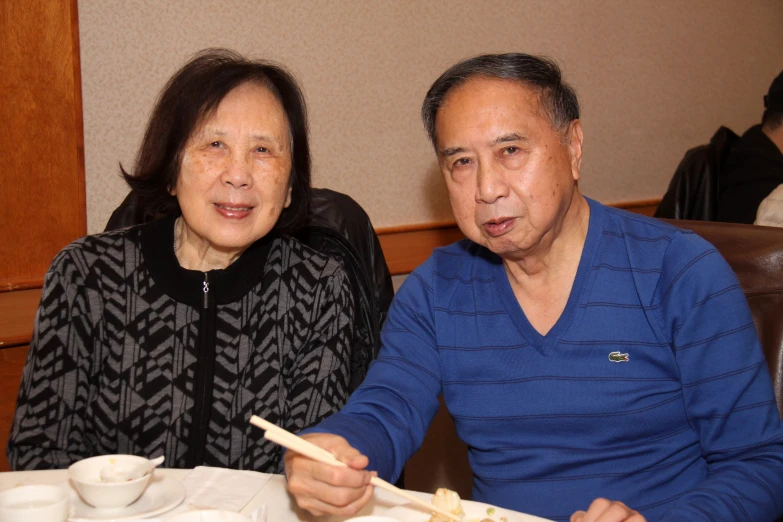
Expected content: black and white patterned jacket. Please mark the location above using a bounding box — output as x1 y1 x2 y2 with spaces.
8 216 354 472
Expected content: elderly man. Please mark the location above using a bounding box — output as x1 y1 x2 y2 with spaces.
284 54 783 521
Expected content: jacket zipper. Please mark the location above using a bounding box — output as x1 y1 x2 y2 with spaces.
188 272 216 467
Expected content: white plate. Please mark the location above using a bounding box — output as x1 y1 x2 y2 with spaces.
68 474 185 521
384 499 552 522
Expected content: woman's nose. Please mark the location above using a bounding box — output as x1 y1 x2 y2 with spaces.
221 154 253 188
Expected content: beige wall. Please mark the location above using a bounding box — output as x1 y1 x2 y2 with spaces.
78 0 783 233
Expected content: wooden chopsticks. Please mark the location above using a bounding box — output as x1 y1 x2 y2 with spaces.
249 415 462 522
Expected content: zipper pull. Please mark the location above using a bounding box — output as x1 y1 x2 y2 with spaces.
203 273 209 308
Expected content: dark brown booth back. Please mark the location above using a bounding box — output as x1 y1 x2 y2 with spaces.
404 219 783 497
666 220 783 418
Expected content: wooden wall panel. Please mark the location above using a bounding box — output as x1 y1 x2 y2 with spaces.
0 345 29 472
0 0 86 291
377 224 467 276
0 289 41 349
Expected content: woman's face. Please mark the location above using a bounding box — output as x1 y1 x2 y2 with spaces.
172 82 293 259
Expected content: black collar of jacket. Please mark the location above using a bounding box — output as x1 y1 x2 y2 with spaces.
138 215 277 308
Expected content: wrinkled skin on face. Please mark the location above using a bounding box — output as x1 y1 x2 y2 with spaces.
172 81 293 270
434 76 585 263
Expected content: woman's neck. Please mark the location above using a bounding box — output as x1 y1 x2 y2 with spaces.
173 217 246 271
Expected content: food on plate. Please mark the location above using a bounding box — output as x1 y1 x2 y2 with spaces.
429 488 508 522
429 488 465 522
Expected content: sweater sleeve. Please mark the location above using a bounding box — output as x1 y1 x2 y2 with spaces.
282 263 355 437
652 231 783 521
306 262 442 484
7 249 99 469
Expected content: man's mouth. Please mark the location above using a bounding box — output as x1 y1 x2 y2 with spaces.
482 217 516 237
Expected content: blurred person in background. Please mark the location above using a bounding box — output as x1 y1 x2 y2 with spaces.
718 70 783 225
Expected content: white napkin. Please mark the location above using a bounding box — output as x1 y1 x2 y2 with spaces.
177 466 272 513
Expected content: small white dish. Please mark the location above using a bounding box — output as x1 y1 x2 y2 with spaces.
0 484 69 522
168 510 250 521
69 455 155 508
67 474 186 521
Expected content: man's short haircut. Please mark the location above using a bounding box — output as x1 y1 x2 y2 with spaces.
763 110 783 131
762 70 783 131
122 48 311 234
421 53 580 147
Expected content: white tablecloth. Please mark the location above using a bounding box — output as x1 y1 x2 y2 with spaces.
0 468 412 522
0 468 546 522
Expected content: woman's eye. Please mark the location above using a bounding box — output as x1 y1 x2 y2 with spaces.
209 141 222 148
255 147 269 153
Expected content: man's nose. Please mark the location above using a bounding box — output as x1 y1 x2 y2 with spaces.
476 160 508 204
221 154 253 188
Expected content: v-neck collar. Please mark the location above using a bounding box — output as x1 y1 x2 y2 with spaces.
492 198 604 352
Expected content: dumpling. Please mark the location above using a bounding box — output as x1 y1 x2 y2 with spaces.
429 488 465 522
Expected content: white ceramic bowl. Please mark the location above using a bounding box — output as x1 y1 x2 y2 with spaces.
68 454 155 508
168 510 251 522
0 484 69 522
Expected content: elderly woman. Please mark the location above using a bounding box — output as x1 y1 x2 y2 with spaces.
8 49 354 473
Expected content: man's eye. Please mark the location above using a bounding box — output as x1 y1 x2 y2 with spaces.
453 158 471 168
503 146 519 154
209 141 222 148
255 147 269 153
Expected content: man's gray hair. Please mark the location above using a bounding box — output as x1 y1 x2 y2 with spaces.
421 53 580 146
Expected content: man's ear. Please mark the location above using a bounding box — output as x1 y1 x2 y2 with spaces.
567 119 584 181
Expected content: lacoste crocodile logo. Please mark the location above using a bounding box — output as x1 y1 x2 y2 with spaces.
608 351 629 363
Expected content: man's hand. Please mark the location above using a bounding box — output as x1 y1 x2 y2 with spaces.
570 498 646 522
284 433 376 516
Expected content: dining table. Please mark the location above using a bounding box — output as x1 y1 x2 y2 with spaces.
0 467 550 522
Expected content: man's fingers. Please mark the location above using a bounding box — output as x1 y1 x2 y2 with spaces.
299 433 370 470
284 433 376 517
574 498 646 522
294 482 375 517
584 497 612 518
307 456 373 488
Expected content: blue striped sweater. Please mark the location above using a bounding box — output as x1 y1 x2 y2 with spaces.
314 198 783 521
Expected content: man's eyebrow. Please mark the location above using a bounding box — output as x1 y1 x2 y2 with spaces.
440 146 466 157
492 133 526 145
439 133 527 157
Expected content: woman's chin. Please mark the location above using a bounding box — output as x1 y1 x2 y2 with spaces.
210 234 265 252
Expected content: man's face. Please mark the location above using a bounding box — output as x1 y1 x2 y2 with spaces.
434 77 583 259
